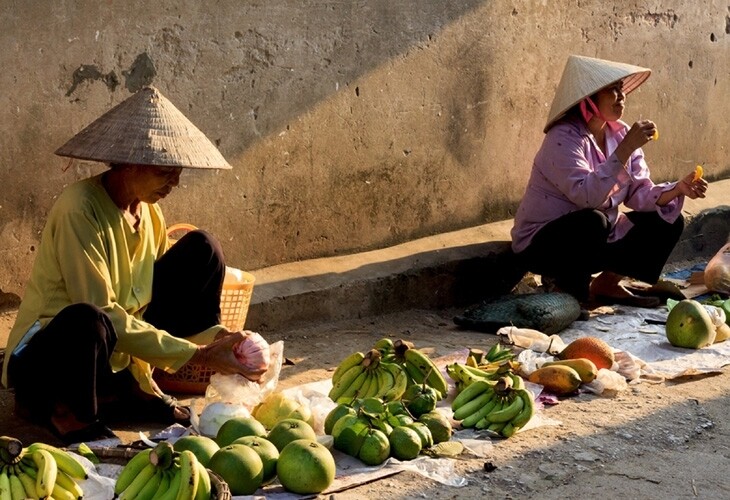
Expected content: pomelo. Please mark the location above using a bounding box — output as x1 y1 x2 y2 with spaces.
418 411 453 444
406 422 433 448
357 428 390 466
215 416 267 447
388 426 422 460
277 439 336 495
324 404 356 435
172 435 220 467
267 418 318 451
666 299 716 348
208 444 264 495
232 435 279 483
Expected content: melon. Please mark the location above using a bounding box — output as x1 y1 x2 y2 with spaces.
556 336 614 370
665 299 716 349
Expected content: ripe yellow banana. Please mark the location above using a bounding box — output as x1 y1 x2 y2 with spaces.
119 462 157 500
175 450 199 500
14 469 37 499
382 362 408 401
331 351 366 385
193 460 211 500
55 468 84 499
26 443 88 481
328 364 365 401
32 448 57 499
51 479 78 500
114 448 152 496
460 394 500 429
486 393 524 424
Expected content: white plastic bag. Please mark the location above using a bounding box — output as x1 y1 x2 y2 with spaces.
705 242 730 293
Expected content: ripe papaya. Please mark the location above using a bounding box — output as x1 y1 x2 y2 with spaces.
528 365 582 395
542 358 598 383
557 336 614 370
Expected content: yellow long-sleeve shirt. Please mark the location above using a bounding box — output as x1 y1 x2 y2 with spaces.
1 174 221 392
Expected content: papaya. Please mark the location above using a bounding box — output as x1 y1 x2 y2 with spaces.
528 365 582 395
542 358 598 383
557 336 614 370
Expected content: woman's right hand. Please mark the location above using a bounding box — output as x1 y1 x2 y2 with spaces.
615 119 657 164
188 331 266 382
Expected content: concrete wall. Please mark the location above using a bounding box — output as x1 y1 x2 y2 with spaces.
1 0 728 296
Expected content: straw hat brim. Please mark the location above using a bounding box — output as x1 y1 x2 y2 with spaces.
544 55 651 133
55 86 231 169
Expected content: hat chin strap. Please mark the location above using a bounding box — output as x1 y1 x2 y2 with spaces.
579 97 609 123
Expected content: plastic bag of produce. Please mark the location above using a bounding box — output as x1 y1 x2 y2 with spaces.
704 242 730 294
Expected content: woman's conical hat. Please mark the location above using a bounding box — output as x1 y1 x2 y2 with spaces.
55 86 231 169
544 55 651 133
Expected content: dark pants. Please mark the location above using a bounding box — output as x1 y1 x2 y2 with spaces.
516 209 684 300
8 229 225 425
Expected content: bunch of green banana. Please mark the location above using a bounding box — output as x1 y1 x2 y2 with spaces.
450 376 535 438
389 339 449 399
446 356 521 393
0 436 88 500
329 348 409 403
114 442 212 500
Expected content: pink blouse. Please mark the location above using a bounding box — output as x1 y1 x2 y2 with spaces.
511 116 683 254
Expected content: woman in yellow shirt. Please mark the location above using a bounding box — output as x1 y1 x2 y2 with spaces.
2 87 264 444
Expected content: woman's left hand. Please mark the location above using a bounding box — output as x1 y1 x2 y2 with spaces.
677 169 708 199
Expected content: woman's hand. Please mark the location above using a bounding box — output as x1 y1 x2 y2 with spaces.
615 119 657 164
188 331 267 382
657 168 708 206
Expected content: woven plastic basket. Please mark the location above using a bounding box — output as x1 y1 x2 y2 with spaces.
153 223 255 394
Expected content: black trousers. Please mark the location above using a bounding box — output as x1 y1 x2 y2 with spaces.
516 209 684 300
8 229 225 424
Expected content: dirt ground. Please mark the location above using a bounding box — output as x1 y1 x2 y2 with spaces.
3 304 730 499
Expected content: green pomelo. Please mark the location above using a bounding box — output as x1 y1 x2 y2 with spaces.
330 414 363 439
288 403 315 427
324 404 356 435
253 393 303 429
267 418 318 451
333 420 370 457
393 414 415 427
666 299 716 348
232 435 280 483
357 428 390 466
418 411 453 444
173 435 220 468
388 426 422 461
277 439 336 495
405 386 439 417
215 416 267 447
385 400 409 416
402 384 423 401
406 422 433 448
208 444 264 496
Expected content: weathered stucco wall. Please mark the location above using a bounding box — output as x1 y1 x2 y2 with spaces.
1 1 728 296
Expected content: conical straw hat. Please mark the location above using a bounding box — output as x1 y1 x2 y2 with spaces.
55 86 231 169
544 55 651 133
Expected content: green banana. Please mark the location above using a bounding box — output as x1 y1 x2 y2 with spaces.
374 366 395 398
451 379 492 411
32 448 57 499
193 459 211 500
150 441 175 470
382 362 408 401
359 370 375 399
119 462 157 500
460 395 500 429
487 421 506 433
7 472 26 500
508 373 525 390
508 389 536 430
331 351 365 385
152 468 172 499
486 393 524 424
0 469 11 500
175 450 199 500
452 389 495 421
328 364 365 401
158 467 182 500
404 348 449 397
114 448 152 496
26 442 88 481
55 468 84 499
338 368 369 401
134 467 163 500
373 338 395 359
474 417 491 430
500 422 517 438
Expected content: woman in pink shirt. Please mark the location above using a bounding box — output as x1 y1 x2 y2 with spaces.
511 55 707 305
